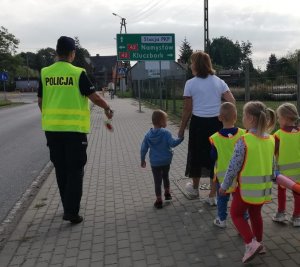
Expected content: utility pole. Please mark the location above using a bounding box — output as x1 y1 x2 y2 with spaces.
112 13 127 34
113 12 128 95
204 0 209 54
26 53 30 91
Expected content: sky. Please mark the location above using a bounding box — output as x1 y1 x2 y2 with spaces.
1 0 300 69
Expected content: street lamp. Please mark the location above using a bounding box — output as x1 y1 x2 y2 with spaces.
112 12 127 34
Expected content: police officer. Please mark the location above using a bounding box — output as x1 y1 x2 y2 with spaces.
38 36 113 224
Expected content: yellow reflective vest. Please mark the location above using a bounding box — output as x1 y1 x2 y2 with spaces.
274 129 300 184
239 133 275 205
210 128 245 193
41 61 90 133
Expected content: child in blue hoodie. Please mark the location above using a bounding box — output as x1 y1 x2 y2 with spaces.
141 110 184 209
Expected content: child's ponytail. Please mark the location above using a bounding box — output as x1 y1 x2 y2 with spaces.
244 101 276 137
266 108 276 133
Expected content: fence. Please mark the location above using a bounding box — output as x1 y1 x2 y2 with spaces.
131 54 300 119
131 76 186 116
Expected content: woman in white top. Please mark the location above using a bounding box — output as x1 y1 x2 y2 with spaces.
178 51 235 199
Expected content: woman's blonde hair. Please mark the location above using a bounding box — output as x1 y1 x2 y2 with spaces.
243 101 276 136
152 109 167 126
190 51 215 78
276 103 299 125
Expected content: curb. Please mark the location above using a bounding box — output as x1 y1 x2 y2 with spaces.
0 161 53 249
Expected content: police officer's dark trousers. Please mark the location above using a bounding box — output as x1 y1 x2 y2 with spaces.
45 132 87 216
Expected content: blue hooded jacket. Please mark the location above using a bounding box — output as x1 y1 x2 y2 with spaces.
140 128 183 167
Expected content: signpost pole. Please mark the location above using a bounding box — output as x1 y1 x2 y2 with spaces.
159 61 162 109
138 80 142 113
3 81 7 101
0 72 8 101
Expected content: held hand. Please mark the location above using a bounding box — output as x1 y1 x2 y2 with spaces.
178 128 184 139
141 161 146 168
219 187 226 196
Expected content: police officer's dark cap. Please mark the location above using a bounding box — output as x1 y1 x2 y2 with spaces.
56 36 76 52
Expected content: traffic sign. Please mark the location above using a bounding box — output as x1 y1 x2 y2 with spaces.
118 67 127 75
0 72 8 82
116 33 175 61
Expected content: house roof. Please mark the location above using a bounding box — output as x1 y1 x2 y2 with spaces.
90 55 117 72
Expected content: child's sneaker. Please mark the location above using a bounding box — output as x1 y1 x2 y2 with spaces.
242 239 262 263
290 216 300 227
205 196 217 206
272 212 288 222
253 238 266 254
154 200 163 209
185 182 199 198
258 242 266 254
164 192 172 201
213 217 227 228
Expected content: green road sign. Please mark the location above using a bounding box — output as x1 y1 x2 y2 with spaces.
116 33 175 61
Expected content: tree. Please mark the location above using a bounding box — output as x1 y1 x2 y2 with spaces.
73 37 93 75
263 51 298 83
277 57 294 77
36 48 56 71
210 36 253 70
0 26 21 89
210 37 241 69
19 52 39 70
266 54 278 79
178 37 193 64
0 26 19 55
240 41 252 63
286 50 299 74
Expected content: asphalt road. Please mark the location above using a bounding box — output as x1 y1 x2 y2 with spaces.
0 94 49 223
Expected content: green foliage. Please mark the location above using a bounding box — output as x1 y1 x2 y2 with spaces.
0 26 19 55
178 37 193 79
19 52 39 70
178 37 193 64
210 36 252 70
14 64 39 78
264 52 297 83
0 26 21 85
286 50 299 69
115 89 132 98
266 54 277 79
0 99 11 107
73 37 93 77
36 48 56 70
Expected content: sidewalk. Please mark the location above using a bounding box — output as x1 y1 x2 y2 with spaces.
0 98 299 267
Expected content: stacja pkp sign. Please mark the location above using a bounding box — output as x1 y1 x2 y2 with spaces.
116 33 175 61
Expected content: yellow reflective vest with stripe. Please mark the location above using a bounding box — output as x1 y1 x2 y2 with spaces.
239 133 275 205
41 61 90 133
274 129 300 184
210 128 245 193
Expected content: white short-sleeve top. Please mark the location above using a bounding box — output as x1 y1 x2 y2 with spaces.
183 75 229 117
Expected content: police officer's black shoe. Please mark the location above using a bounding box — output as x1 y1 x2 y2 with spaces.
63 214 83 224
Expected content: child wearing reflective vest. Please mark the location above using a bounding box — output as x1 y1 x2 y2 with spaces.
209 102 245 228
272 103 300 227
219 101 276 263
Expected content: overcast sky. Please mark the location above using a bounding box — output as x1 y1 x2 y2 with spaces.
2 0 300 69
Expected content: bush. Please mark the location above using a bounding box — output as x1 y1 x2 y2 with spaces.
115 89 133 98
